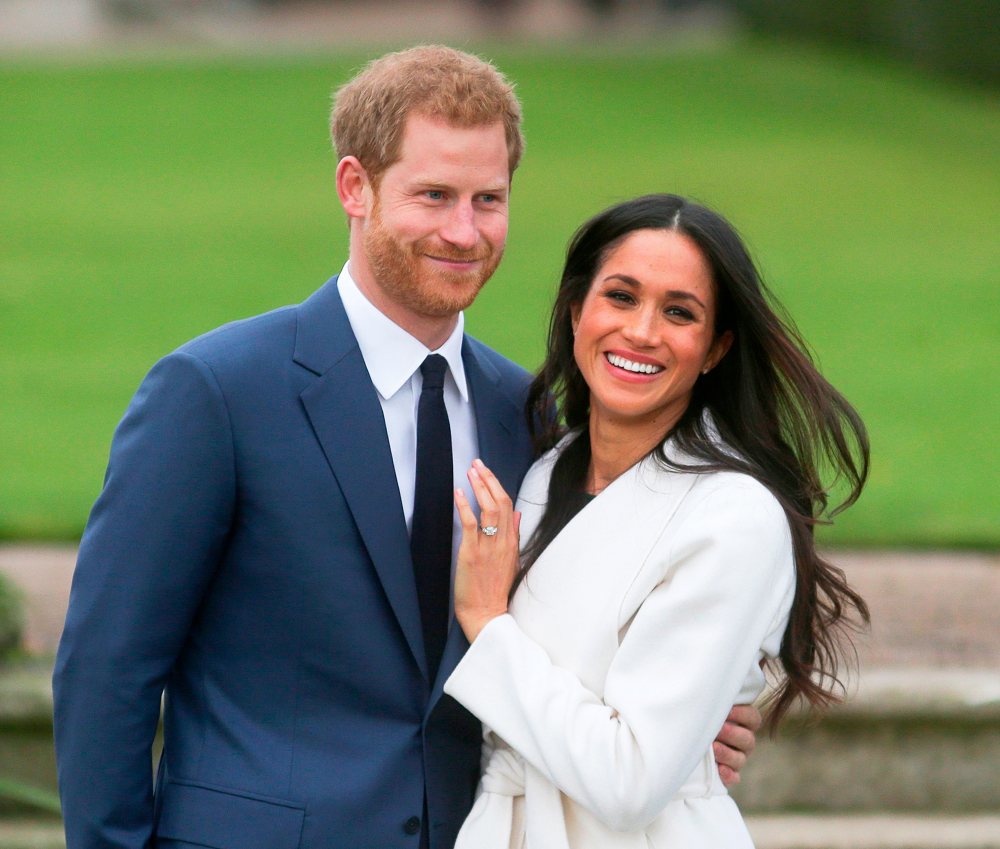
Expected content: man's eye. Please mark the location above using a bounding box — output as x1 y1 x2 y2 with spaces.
426 190 444 200
479 194 497 203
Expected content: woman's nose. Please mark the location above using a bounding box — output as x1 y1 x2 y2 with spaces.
621 309 658 346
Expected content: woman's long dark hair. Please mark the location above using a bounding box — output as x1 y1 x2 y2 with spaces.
522 194 870 731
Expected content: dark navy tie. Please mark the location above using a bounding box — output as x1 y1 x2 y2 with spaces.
410 354 452 682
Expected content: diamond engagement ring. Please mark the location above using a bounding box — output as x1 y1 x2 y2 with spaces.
480 525 499 536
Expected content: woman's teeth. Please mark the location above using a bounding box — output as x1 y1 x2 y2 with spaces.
606 353 664 375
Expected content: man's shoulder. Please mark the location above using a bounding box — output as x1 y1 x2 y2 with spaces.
176 303 298 364
171 276 342 375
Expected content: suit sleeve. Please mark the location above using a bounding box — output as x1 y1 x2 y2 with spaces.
444 482 795 832
53 351 236 849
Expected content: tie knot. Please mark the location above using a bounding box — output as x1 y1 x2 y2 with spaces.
420 354 448 392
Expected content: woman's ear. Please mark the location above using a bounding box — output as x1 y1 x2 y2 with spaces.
335 156 371 221
570 303 582 337
703 330 734 374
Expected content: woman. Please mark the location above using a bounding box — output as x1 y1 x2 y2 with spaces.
443 194 869 848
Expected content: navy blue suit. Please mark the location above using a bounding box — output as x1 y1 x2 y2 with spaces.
53 277 536 849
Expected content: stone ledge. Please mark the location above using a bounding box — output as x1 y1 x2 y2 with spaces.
746 814 1000 849
4 664 998 725
839 668 1000 719
732 674 1000 812
798 667 1000 721
3 663 998 814
3 815 1000 849
0 822 64 849
0 667 53 729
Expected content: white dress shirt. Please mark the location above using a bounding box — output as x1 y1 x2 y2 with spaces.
336 262 480 578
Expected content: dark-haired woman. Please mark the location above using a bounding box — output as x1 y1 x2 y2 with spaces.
443 194 869 848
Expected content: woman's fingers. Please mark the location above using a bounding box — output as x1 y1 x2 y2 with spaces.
472 459 513 508
471 459 514 535
454 487 479 536
454 488 481 567
453 468 518 643
468 466 496 512
468 468 500 533
726 703 763 735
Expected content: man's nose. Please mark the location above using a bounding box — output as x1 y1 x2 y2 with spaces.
439 202 478 251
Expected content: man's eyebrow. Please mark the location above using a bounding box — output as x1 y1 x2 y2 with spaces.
602 274 707 310
475 184 509 196
408 179 509 195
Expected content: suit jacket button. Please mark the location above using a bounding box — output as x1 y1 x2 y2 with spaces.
404 815 421 835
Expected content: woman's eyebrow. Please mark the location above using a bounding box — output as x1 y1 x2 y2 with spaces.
603 274 706 310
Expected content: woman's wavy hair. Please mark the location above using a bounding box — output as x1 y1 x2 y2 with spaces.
523 194 870 731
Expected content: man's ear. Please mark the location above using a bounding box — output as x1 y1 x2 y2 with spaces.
336 156 370 221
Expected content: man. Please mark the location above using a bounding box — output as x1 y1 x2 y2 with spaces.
53 46 757 849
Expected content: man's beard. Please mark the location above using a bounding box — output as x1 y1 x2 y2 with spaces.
363 203 504 318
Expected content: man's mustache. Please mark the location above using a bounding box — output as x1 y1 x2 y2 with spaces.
417 244 494 263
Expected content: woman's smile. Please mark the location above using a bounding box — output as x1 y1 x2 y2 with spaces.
604 350 666 378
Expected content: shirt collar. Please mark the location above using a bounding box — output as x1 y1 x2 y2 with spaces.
336 261 469 401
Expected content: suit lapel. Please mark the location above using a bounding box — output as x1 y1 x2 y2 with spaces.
294 280 428 680
463 338 523 498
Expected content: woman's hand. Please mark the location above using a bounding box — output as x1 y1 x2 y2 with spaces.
713 703 762 786
453 459 521 643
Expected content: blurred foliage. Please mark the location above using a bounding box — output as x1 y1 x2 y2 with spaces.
0 778 63 815
1 42 997 546
729 0 998 87
0 574 24 659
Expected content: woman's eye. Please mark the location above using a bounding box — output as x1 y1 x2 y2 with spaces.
606 290 634 304
666 306 695 321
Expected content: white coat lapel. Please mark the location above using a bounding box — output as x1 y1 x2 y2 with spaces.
512 456 699 689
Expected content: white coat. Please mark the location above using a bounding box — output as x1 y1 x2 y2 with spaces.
444 437 796 848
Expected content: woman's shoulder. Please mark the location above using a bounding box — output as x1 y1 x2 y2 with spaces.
687 466 779 505
657 428 784 515
668 465 791 554
633 434 784 527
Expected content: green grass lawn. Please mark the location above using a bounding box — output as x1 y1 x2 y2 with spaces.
1 40 997 545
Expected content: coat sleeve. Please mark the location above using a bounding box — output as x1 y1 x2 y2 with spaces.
444 480 795 832
52 351 236 849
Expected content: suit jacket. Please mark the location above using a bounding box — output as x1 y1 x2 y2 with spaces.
52 276 536 849
444 436 796 849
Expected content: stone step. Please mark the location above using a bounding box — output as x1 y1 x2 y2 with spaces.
731 668 1000 813
2 547 998 816
2 665 998 817
3 546 998 665
0 822 64 849
746 814 1000 849
3 816 1000 849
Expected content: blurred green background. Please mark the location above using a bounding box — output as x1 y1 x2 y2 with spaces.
1 39 998 546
